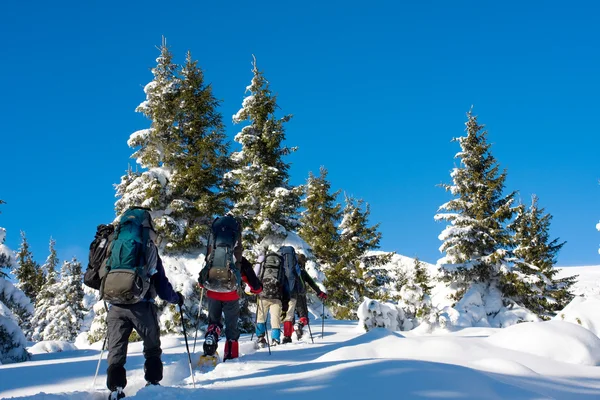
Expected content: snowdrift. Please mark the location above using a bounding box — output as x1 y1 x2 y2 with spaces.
555 295 600 337
29 341 78 354
486 320 600 366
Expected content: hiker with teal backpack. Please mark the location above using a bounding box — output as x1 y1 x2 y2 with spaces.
89 206 183 400
197 216 262 363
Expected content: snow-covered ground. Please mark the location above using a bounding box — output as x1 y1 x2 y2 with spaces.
1 319 600 400
1 265 599 400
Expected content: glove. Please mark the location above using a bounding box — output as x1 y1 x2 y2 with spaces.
176 292 185 307
250 285 263 295
318 292 328 300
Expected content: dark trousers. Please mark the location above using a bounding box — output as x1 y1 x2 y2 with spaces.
106 302 162 390
296 294 309 320
207 297 240 341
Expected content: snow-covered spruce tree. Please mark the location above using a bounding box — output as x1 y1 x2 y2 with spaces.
398 258 433 321
12 231 43 304
435 111 518 322
227 58 303 254
30 238 59 341
114 43 229 334
325 195 391 319
40 258 85 342
298 167 342 266
0 215 30 363
504 196 575 319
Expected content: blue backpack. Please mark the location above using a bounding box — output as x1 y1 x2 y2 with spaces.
277 246 303 295
100 208 154 304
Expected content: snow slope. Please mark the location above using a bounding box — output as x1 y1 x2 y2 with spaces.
2 318 600 399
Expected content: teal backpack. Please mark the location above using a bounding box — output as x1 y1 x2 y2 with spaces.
100 207 154 304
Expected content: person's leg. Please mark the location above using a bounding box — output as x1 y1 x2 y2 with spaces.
270 299 282 344
204 298 223 356
222 299 240 360
106 305 133 392
130 302 163 385
255 298 267 342
283 296 297 343
295 294 309 339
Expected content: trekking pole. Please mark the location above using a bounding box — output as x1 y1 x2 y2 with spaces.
192 287 205 354
92 301 110 389
92 332 107 389
178 305 196 389
321 301 325 339
250 293 259 341
306 319 315 344
261 299 271 355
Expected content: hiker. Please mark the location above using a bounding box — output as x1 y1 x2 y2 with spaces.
278 246 304 344
198 216 262 361
294 253 328 340
254 251 287 347
96 207 183 400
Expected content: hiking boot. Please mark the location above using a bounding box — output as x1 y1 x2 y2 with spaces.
203 331 219 356
256 336 267 348
282 336 292 344
271 339 280 346
109 387 125 400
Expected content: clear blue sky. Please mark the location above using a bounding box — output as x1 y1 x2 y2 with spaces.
1 1 598 267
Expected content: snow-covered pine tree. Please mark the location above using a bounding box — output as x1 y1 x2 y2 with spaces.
40 258 85 342
227 57 303 254
504 195 575 319
30 238 59 341
298 167 342 266
0 215 30 363
325 194 391 319
435 111 515 303
12 231 43 304
114 42 228 333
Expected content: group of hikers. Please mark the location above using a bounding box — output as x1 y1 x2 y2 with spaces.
84 206 327 400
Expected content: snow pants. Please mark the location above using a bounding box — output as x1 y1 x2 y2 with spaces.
106 302 163 391
207 297 240 341
296 293 309 320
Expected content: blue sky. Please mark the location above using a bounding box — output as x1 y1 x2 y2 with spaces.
1 1 598 268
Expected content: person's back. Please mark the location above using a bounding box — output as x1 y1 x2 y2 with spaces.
95 207 183 400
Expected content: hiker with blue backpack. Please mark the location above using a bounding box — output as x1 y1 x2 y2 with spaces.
85 206 184 400
197 216 263 362
293 253 328 340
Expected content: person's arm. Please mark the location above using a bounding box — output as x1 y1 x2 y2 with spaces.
241 256 262 293
301 269 321 293
148 242 179 304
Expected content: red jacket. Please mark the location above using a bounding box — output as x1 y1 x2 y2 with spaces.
204 256 262 301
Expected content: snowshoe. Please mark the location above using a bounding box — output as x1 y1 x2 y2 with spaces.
271 339 280 346
109 387 125 400
145 382 160 387
282 336 292 344
197 351 219 370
